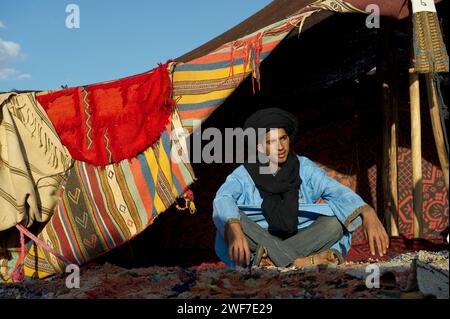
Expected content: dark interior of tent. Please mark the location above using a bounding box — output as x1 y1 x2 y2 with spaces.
101 3 449 268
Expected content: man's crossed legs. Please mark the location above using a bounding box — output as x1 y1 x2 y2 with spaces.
239 211 345 267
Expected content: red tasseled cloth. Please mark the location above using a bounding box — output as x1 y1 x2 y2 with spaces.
36 62 174 166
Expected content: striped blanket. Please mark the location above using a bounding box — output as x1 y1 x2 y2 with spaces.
23 111 195 279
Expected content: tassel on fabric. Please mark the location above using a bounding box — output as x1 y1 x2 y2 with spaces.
175 189 197 214
224 13 312 94
7 95 68 170
226 32 263 94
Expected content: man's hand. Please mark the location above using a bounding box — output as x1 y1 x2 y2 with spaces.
361 207 389 257
225 220 251 267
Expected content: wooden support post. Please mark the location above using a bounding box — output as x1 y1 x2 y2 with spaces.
380 20 393 236
380 19 399 236
389 74 400 237
425 73 449 188
382 87 395 235
381 94 392 231
409 71 423 238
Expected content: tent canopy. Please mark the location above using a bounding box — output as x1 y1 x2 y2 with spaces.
178 0 433 63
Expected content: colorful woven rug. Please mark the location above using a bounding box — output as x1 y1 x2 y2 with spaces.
20 114 196 279
36 62 174 166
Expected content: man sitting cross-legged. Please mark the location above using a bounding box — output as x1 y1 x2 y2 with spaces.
212 108 389 268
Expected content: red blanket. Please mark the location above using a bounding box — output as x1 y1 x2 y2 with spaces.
37 62 174 166
346 236 447 262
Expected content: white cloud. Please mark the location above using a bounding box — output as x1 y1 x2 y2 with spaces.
0 37 21 65
0 37 30 81
0 21 5 28
0 68 31 80
16 73 31 80
0 68 18 80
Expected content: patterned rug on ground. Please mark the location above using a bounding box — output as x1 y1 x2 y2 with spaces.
0 250 447 299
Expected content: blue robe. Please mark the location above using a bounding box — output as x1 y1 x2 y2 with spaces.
212 155 368 267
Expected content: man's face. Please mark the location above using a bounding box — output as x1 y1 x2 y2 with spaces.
258 128 290 166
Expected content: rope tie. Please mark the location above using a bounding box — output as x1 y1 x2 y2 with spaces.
11 229 25 282
11 224 72 282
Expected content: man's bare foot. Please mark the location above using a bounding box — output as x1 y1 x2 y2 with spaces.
253 247 275 268
292 250 340 268
259 255 275 267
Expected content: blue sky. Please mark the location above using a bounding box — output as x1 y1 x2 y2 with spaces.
0 1 272 92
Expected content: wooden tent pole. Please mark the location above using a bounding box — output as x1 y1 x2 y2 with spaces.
380 19 393 235
387 19 400 237
425 73 449 188
380 19 399 236
382 85 394 235
389 70 400 237
409 70 423 238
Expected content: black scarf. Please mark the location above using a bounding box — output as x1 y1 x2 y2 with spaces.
244 151 301 239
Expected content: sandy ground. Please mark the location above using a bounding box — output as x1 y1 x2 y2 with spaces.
0 250 447 299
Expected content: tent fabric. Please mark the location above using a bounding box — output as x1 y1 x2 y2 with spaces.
172 0 375 130
340 0 410 19
35 62 174 166
306 0 366 14
297 132 449 244
173 7 325 130
21 112 195 279
0 92 72 232
177 0 439 63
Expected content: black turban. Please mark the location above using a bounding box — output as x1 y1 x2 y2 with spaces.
243 107 298 142
243 107 301 238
